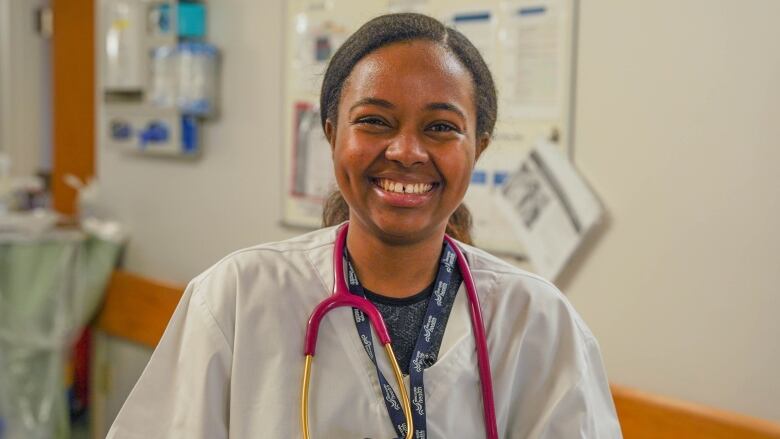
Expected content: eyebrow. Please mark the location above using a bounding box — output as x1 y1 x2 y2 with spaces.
425 102 466 120
348 97 395 114
349 98 467 121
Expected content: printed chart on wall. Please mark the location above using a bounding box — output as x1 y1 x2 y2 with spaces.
282 0 594 267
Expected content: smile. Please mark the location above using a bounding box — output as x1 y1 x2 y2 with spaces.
373 178 436 195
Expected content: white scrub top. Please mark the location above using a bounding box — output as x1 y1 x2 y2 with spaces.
107 225 622 438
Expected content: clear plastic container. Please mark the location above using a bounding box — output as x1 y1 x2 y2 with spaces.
177 42 218 116
150 45 178 109
150 42 218 116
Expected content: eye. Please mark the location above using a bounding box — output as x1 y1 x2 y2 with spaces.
427 122 461 133
354 116 389 127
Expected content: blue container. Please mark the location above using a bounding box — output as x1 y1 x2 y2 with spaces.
178 3 206 38
181 116 198 153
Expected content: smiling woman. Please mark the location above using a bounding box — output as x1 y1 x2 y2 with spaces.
320 14 497 249
326 38 488 298
106 13 622 439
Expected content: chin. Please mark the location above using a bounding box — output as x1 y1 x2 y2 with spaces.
369 216 446 246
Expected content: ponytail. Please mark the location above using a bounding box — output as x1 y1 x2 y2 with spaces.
321 190 350 229
445 201 474 246
321 191 474 245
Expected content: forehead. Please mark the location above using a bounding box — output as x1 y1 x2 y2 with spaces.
340 40 475 114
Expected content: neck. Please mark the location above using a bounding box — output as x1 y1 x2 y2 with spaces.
346 220 445 299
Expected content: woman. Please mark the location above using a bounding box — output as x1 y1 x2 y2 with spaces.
108 13 621 438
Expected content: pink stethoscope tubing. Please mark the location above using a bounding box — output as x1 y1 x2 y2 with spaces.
302 223 498 439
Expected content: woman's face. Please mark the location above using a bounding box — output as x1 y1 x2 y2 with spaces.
326 40 487 243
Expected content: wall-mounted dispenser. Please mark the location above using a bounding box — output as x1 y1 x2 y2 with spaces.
99 0 217 157
104 0 146 91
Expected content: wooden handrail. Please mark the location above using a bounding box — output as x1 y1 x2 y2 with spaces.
95 270 184 349
93 270 780 437
612 384 780 438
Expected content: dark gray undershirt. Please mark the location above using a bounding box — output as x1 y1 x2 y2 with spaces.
363 269 462 375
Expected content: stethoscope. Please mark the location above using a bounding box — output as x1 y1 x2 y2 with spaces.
300 223 498 439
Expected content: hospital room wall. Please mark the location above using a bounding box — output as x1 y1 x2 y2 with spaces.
97 0 296 284
0 0 51 175
95 0 780 427
94 0 297 428
564 0 780 423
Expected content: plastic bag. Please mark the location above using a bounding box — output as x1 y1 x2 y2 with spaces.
0 230 123 439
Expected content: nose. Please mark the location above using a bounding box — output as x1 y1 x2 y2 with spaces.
384 131 429 168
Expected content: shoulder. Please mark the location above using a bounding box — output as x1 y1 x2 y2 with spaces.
179 226 340 344
457 243 609 406
458 241 596 343
189 225 339 289
454 246 620 436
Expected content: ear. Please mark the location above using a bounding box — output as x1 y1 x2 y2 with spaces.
475 132 490 161
325 119 336 152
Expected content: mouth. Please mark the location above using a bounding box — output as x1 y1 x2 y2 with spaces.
370 177 439 208
371 177 438 195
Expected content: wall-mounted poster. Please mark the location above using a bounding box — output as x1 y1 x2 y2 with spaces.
282 0 583 260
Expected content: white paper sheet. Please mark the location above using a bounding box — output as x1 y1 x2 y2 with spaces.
292 15 350 95
495 140 602 279
387 0 430 13
464 123 531 256
291 103 336 203
500 2 565 119
451 10 497 68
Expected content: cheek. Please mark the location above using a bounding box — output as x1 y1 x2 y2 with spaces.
334 139 371 181
442 149 475 186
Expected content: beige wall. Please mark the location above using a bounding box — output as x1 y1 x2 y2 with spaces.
0 0 50 175
97 0 295 284
566 0 780 422
95 0 780 428
95 0 295 430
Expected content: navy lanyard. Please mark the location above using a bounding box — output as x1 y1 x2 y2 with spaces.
346 243 458 439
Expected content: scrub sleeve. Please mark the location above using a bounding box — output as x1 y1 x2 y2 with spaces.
106 281 231 439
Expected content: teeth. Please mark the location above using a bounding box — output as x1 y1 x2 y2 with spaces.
377 178 434 194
